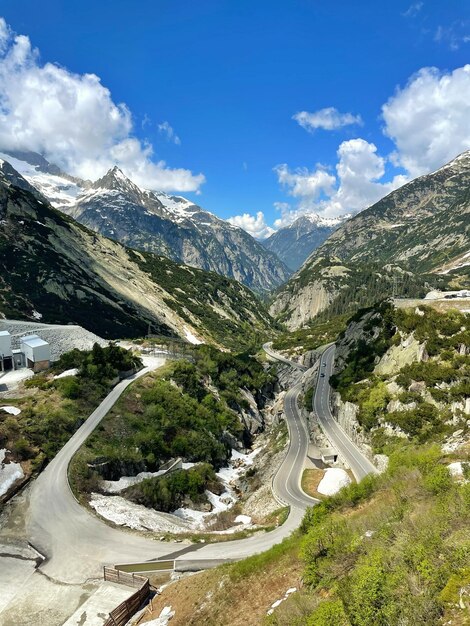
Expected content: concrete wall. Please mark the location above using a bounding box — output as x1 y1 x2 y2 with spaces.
0 332 12 358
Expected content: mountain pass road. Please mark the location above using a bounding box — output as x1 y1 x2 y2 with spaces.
313 344 378 481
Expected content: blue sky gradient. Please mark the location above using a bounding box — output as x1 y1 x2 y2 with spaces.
1 0 469 235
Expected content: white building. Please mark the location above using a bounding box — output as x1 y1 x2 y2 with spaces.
0 330 13 372
20 335 51 372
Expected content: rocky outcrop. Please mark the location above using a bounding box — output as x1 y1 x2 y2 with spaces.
375 335 428 376
331 393 375 461
270 275 336 330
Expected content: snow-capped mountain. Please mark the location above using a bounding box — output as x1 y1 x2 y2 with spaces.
0 160 273 346
262 213 350 271
0 152 291 293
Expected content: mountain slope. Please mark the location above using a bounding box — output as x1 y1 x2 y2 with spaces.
262 213 347 271
0 159 273 348
271 151 470 329
1 152 290 293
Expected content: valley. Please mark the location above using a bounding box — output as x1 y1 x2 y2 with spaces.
0 146 469 625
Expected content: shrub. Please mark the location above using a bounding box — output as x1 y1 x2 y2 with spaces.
423 465 452 494
307 599 350 626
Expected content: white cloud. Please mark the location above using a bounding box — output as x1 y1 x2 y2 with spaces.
434 21 470 51
0 18 203 192
158 120 181 145
293 107 362 132
270 63 470 230
272 139 407 228
402 2 423 18
227 211 274 239
382 64 470 176
274 164 336 201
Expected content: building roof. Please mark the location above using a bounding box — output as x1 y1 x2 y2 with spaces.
21 334 49 348
0 330 11 337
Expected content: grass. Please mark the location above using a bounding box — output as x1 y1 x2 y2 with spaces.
139 535 304 626
301 469 326 499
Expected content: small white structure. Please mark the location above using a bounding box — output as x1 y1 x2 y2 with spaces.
425 289 470 300
320 447 338 464
20 335 51 372
0 331 13 372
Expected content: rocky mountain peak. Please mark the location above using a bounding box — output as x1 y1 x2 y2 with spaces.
92 166 141 195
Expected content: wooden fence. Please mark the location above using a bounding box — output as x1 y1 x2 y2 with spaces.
103 567 151 626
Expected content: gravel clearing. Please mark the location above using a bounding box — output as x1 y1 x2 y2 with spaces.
0 319 108 361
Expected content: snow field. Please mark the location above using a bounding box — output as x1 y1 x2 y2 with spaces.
92 447 262 535
317 468 352 496
0 449 24 497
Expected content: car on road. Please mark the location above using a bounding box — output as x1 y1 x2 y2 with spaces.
322 362 327 366
320 373 325 377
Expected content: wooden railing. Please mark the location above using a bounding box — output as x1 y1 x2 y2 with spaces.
103 567 150 626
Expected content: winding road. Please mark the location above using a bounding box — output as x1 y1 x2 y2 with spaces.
1 339 376 624
13 349 316 585
313 345 378 481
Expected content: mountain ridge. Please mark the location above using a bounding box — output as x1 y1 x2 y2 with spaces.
262 213 349 271
1 151 291 293
270 150 470 328
0 159 273 348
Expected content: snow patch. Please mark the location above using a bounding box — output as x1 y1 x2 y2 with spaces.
317 468 351 496
0 368 34 391
184 327 203 345
0 449 24 497
53 368 78 380
89 494 192 533
144 606 175 626
101 469 167 494
266 587 298 615
0 406 21 416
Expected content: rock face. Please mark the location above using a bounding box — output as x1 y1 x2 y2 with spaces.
0 160 273 346
374 335 428 376
331 392 375 460
1 152 290 294
262 214 348 272
271 150 470 328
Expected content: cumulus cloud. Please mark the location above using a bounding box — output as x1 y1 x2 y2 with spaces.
274 164 336 201
271 139 407 228
227 211 274 239
293 107 362 132
383 64 470 176
0 18 204 191
158 121 181 145
267 63 470 232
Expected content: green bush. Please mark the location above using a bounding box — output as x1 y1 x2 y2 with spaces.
307 599 350 626
125 463 219 512
423 465 452 494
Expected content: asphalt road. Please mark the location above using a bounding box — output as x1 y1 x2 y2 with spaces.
21 347 318 583
313 345 378 481
23 342 376 584
263 341 308 371
27 359 175 583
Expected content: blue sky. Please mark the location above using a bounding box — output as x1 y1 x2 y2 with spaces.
1 1 470 236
